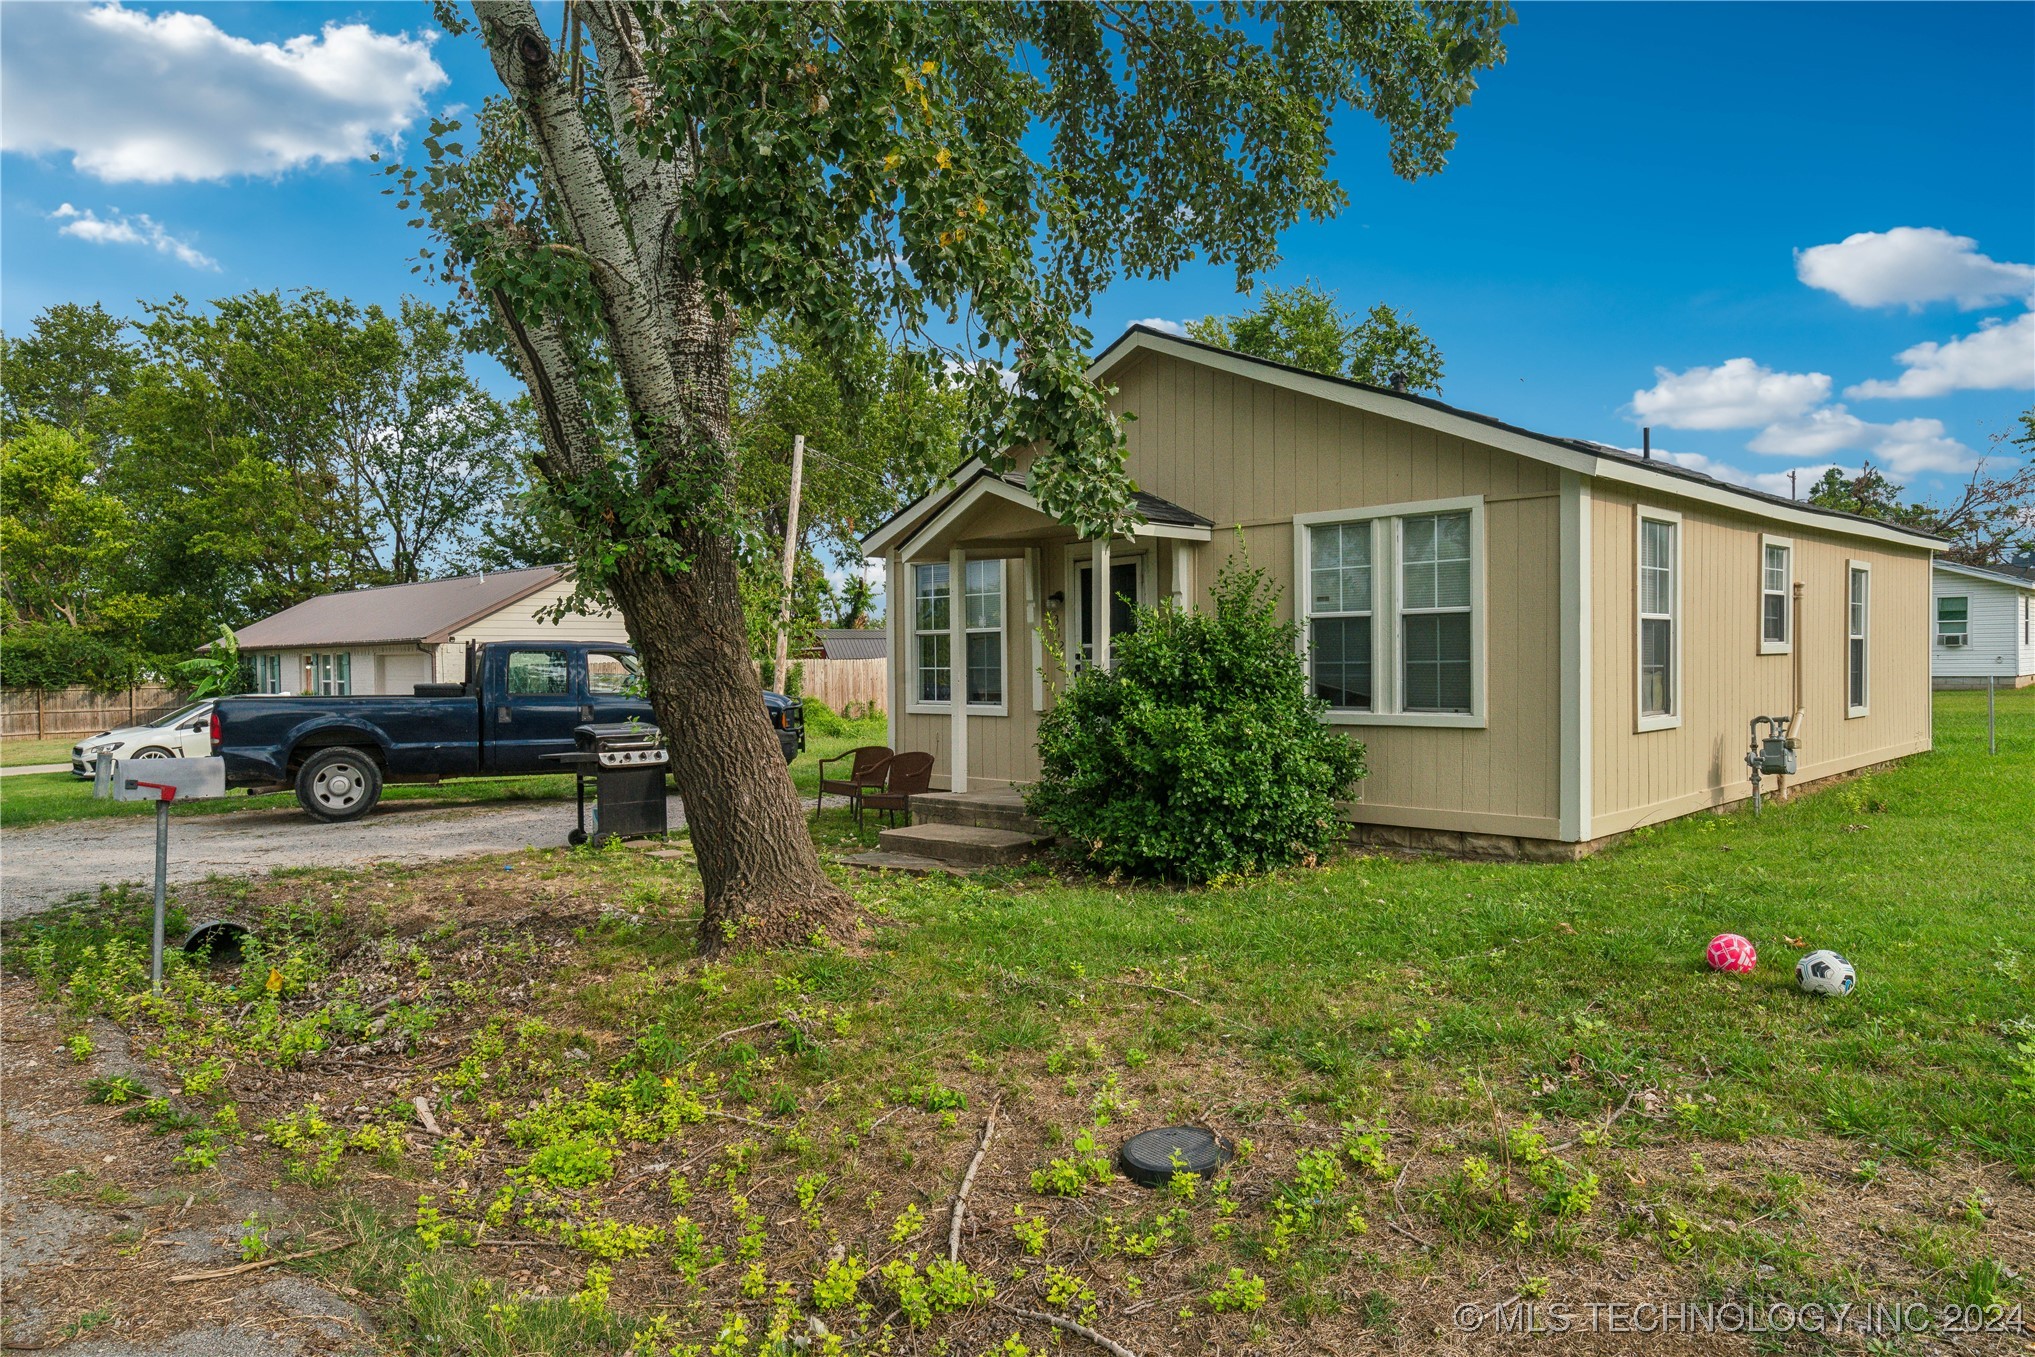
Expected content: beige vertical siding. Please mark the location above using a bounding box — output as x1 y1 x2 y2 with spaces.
890 552 1044 788
1106 353 1564 838
1589 484 1931 834
443 578 632 647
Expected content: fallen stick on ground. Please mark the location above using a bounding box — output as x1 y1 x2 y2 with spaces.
993 1303 1139 1357
676 1020 784 1069
947 1097 1001 1262
1548 1081 1643 1154
411 1095 443 1136
1388 1161 1435 1250
170 1239 351 1283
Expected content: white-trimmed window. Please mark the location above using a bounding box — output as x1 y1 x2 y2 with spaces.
962 559 1005 707
1637 509 1680 730
255 654 283 694
304 652 351 696
1295 496 1483 727
1847 562 1870 717
1306 521 1373 710
912 563 952 704
1760 535 1792 653
911 560 1007 711
1936 596 1968 648
2024 595 2031 645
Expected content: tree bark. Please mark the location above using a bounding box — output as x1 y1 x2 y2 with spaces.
473 0 854 955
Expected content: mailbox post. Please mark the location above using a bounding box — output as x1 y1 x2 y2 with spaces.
95 756 227 992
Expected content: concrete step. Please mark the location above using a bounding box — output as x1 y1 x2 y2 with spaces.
876 822 1053 867
842 849 979 877
908 788 1052 836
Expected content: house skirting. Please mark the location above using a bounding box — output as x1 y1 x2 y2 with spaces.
1932 674 2033 690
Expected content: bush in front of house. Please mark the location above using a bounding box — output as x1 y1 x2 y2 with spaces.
1027 555 1366 882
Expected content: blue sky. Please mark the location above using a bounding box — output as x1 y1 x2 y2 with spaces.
4 1 2031 516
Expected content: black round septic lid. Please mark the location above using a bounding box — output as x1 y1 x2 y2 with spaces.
1119 1125 1232 1187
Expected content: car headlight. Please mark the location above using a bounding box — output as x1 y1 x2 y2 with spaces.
100 740 126 752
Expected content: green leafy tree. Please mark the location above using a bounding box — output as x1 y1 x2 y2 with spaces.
0 302 141 460
1187 281 1445 393
1808 428 2034 567
0 425 158 635
836 575 875 630
1028 553 1367 882
393 0 1510 950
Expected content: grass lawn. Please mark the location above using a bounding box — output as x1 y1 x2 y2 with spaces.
0 719 887 829
7 692 2029 1354
0 736 80 767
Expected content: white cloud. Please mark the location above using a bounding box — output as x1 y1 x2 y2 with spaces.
1844 312 2035 399
1795 227 2035 310
1747 405 1974 477
49 202 218 270
1130 317 1189 337
1629 358 1831 430
1641 447 1839 499
1 2 446 183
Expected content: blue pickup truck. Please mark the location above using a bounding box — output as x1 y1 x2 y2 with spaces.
210 640 803 822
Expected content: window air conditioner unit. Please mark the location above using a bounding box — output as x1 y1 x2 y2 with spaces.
1940 634 1968 648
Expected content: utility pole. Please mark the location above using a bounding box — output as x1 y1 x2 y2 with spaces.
773 434 806 693
1789 469 1798 501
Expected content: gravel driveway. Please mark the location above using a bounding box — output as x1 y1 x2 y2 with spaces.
0 794 686 920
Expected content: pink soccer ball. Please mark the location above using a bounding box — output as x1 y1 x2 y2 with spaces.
1706 933 1757 973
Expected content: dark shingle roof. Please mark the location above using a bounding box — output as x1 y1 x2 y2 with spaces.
233 566 565 649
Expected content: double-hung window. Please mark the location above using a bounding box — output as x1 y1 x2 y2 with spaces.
963 559 1005 707
912 560 1006 711
1847 563 1870 716
912 564 952 704
1636 510 1680 730
1760 536 1792 653
1307 522 1373 710
255 654 284 694
1295 497 1482 726
1936 596 1968 648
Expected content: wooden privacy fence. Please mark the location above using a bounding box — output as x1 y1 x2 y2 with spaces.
792 657 887 715
2 685 195 740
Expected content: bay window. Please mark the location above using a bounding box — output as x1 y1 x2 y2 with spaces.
1295 497 1483 726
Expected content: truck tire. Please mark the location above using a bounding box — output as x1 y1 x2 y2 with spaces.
295 747 383 822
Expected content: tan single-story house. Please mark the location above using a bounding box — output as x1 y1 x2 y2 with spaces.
863 326 1941 858
1931 559 2035 688
230 566 629 695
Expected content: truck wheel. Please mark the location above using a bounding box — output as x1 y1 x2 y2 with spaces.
296 747 383 822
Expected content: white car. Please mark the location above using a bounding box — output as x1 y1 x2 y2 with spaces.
71 701 216 778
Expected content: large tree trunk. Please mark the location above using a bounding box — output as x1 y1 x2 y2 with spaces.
474 0 854 956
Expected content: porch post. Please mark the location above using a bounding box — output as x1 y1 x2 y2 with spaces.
1024 546 1044 714
948 546 968 793
1171 540 1192 610
1092 535 1112 670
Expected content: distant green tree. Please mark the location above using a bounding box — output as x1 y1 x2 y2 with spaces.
1187 282 1445 393
835 575 875 630
1809 427 2034 568
0 302 141 460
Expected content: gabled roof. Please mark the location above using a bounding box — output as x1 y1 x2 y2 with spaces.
865 326 1945 556
232 566 567 649
1934 559 2035 592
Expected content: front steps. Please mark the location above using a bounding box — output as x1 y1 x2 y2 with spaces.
844 785 1055 875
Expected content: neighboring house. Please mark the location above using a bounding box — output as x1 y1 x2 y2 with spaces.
230 566 630 696
807 629 888 661
864 325 1941 859
1931 560 2035 689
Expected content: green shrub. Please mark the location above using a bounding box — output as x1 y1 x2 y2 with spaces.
1027 553 1365 881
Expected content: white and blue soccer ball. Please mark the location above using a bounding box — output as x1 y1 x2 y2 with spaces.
1795 949 1856 997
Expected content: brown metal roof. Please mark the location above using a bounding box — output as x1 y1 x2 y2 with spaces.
232 566 565 649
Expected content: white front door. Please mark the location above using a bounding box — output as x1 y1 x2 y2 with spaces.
1069 551 1148 665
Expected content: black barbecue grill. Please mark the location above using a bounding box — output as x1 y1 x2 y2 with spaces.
542 722 670 844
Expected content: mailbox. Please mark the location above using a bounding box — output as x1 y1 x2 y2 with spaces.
105 756 227 803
